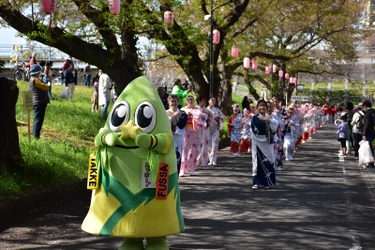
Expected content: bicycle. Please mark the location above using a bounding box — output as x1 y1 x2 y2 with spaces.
13 61 30 81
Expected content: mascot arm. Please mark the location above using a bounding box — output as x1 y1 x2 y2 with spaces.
95 128 118 147
135 132 172 155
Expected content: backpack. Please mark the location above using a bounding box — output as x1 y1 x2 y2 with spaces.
356 111 365 132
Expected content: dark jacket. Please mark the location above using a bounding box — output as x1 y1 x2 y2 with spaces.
363 108 375 137
64 68 77 85
29 76 49 106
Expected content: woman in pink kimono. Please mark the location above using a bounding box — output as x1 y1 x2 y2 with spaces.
180 96 205 176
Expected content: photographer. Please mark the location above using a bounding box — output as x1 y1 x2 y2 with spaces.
335 113 348 157
171 78 192 108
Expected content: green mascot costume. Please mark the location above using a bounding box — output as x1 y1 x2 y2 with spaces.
82 76 184 250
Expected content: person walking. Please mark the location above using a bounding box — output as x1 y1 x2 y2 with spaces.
91 75 99 112
207 97 226 165
166 94 187 176
362 100 375 168
251 99 278 189
180 96 201 176
241 96 251 111
83 63 91 87
28 64 50 139
228 104 242 157
351 102 365 159
98 70 113 117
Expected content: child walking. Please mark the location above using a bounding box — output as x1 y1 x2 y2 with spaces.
335 113 348 157
228 104 242 157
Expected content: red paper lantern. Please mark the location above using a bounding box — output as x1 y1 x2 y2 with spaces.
293 77 297 84
108 0 120 15
290 77 294 84
252 60 258 70
213 29 220 45
265 66 271 74
243 57 250 69
231 46 238 58
272 64 277 73
164 10 174 24
285 73 290 80
40 0 57 14
278 70 284 78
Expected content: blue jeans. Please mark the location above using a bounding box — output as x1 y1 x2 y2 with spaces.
32 104 47 139
101 100 110 117
84 75 91 87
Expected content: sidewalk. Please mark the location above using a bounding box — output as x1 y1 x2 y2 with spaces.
1 124 375 249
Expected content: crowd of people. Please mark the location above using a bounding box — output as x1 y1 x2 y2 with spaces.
160 83 337 190
333 101 375 168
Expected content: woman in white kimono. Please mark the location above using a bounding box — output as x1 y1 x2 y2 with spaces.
251 100 279 189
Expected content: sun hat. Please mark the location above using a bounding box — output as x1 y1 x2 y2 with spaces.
32 53 36 57
29 64 43 75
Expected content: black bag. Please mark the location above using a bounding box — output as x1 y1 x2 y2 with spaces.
177 111 188 129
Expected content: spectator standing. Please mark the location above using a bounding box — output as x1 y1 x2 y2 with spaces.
98 70 113 117
251 99 278 189
241 96 251 111
25 53 37 68
239 108 252 155
351 102 365 159
335 113 348 157
91 75 99 112
207 97 226 165
157 86 169 110
362 100 375 168
64 63 76 101
84 63 91 87
171 78 191 108
43 61 53 99
28 64 50 139
60 57 72 84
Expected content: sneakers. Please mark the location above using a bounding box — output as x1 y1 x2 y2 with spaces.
179 172 185 177
208 162 213 166
233 153 239 157
353 157 358 159
338 153 347 157
252 185 258 189
212 162 217 166
276 167 282 171
264 186 270 189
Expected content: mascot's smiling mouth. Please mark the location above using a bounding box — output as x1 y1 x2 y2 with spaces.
115 144 139 149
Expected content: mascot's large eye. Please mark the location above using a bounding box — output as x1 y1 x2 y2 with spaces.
109 101 130 132
134 101 156 133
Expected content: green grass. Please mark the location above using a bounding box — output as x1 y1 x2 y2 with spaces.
0 82 109 199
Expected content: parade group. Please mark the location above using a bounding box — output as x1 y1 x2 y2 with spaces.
161 79 351 190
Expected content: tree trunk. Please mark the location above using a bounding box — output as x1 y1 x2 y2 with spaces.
0 77 22 173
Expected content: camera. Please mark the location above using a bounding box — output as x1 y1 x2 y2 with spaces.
182 80 190 91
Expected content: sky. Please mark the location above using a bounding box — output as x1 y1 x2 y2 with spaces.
0 28 27 45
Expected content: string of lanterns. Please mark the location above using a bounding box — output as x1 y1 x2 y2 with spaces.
39 3 298 87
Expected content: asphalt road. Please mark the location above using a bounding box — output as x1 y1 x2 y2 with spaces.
1 124 375 250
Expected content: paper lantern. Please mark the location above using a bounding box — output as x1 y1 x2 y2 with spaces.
278 70 284 78
252 60 258 70
265 65 271 74
285 73 290 80
231 46 238 58
108 0 120 15
293 77 297 84
213 29 220 45
272 64 277 73
243 57 250 69
40 0 57 14
164 10 174 24
290 77 295 84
